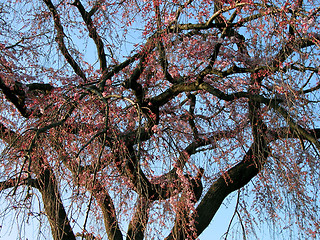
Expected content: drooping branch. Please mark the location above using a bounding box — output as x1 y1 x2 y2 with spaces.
270 127 320 141
166 81 270 239
0 177 39 191
141 31 320 114
191 125 320 238
154 4 176 85
116 128 237 202
268 35 320 70
126 197 150 240
51 138 123 240
267 101 320 151
111 140 187 201
192 142 269 238
165 168 204 240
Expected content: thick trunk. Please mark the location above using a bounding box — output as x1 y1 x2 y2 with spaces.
91 185 124 240
195 144 268 237
126 197 149 240
165 141 269 240
38 168 76 240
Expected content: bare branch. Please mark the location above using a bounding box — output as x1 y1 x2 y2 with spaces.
193 142 270 237
43 0 87 81
71 0 107 72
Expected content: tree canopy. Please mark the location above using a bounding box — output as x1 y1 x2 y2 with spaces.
0 0 320 239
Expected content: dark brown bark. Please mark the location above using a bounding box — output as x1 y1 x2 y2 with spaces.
53 138 123 240
43 0 87 81
91 184 123 240
0 76 29 117
71 0 107 72
38 166 76 240
126 197 149 240
165 142 270 240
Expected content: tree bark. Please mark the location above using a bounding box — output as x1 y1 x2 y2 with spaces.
38 167 76 240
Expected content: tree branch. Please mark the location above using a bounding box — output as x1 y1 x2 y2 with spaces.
0 76 30 117
52 138 123 240
0 177 39 191
71 0 107 73
37 158 76 240
0 122 19 144
193 143 269 238
164 168 204 240
90 183 123 240
117 128 237 202
43 0 87 81
126 197 150 240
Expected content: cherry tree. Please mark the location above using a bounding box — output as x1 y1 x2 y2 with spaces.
0 0 320 239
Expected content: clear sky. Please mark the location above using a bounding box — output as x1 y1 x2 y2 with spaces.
1 196 238 240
